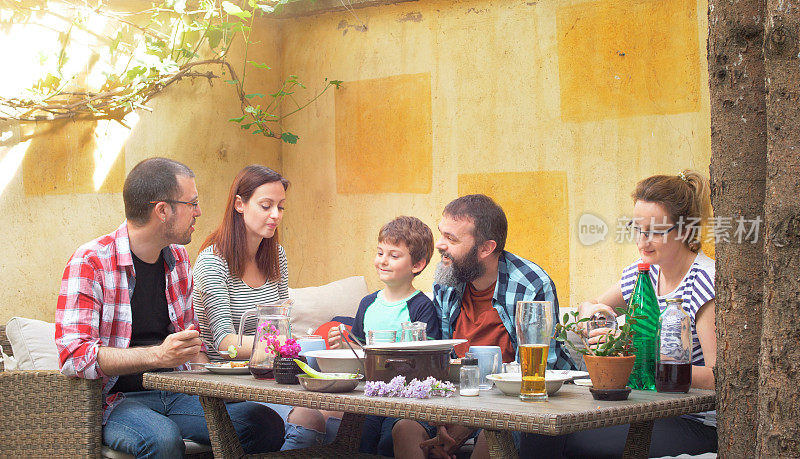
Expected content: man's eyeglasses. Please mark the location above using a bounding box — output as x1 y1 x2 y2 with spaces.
149 199 200 210
626 221 678 240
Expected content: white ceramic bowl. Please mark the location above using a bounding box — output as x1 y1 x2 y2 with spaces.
302 349 365 374
486 371 572 396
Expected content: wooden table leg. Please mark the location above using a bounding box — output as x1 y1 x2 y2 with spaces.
485 430 518 459
199 395 245 458
622 420 654 459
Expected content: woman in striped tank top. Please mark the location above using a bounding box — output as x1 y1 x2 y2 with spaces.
521 170 717 458
193 165 338 451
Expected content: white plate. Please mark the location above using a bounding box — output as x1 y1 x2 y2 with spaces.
363 339 467 351
485 371 572 396
573 378 593 387
547 370 590 381
203 363 251 375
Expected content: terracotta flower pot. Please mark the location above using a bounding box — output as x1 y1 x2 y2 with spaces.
583 354 635 390
273 356 305 384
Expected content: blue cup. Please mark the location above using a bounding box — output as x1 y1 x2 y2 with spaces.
469 345 502 390
297 336 327 371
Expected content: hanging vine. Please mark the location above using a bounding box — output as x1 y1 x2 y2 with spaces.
0 0 339 143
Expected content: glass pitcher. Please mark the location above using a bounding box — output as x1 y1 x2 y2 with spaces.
238 303 292 379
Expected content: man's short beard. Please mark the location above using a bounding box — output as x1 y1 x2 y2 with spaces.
435 243 484 286
165 215 192 245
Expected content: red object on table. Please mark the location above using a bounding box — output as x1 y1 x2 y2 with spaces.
313 321 352 349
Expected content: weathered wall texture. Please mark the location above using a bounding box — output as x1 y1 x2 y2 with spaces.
0 19 285 323
1 0 713 325
278 0 712 308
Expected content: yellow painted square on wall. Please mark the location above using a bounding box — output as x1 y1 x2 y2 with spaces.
557 0 701 121
458 171 571 308
335 73 432 194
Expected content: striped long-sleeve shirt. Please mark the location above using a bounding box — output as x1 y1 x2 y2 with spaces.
193 245 289 361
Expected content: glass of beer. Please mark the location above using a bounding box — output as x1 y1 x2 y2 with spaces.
515 300 553 401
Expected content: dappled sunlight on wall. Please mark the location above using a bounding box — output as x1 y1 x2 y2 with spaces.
22 120 126 195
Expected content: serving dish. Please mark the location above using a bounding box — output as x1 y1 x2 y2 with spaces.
486 370 573 396
297 374 363 393
203 361 250 375
302 349 365 374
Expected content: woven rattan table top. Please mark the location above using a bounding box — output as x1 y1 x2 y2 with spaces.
143 371 715 435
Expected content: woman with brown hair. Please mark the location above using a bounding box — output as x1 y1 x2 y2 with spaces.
192 165 338 450
522 170 718 457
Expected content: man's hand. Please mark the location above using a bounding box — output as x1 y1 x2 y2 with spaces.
327 327 342 349
155 324 202 368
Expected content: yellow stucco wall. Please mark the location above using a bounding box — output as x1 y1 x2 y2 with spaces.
0 18 285 323
278 0 712 308
1 0 713 326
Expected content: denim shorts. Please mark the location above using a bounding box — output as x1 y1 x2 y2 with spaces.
260 402 334 451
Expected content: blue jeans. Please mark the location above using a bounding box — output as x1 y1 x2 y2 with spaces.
360 415 397 456
103 391 284 458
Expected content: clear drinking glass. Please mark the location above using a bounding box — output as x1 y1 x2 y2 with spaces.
367 330 397 345
400 321 427 341
515 300 554 401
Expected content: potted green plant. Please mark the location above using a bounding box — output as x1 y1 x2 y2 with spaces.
554 307 644 395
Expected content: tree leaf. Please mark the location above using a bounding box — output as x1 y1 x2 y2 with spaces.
247 60 271 69
329 79 343 88
281 132 299 144
245 93 265 99
222 1 252 18
228 115 246 122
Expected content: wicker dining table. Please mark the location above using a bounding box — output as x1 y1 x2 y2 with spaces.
142 371 715 459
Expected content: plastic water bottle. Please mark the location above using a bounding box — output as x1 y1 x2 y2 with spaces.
656 298 692 392
628 263 659 391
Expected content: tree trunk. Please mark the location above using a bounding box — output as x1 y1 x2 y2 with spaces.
757 4 800 456
707 0 767 457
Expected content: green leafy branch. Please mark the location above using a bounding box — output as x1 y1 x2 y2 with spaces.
0 0 338 144
554 307 644 357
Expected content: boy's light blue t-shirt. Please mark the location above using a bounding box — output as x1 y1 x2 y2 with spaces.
362 289 418 335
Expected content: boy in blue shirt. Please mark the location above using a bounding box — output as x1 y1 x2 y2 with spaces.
327 216 441 456
328 216 441 347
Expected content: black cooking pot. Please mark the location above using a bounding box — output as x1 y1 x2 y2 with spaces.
364 348 451 382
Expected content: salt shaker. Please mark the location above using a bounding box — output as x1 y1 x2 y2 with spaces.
460 354 480 396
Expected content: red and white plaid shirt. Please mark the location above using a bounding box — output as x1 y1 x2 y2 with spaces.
55 222 202 416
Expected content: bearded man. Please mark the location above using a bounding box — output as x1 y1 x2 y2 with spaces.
392 194 575 459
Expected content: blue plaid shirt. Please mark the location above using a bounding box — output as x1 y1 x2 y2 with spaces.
434 251 576 370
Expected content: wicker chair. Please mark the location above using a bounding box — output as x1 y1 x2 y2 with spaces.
0 325 212 458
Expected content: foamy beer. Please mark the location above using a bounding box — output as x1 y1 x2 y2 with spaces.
515 301 553 401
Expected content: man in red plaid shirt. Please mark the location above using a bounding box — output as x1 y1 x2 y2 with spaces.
55 157 284 457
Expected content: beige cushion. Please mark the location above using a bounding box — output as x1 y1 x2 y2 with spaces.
288 276 369 335
5 317 60 370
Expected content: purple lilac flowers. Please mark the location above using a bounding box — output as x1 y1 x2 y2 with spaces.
364 376 456 399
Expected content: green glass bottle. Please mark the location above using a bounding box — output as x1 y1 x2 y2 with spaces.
628 263 659 391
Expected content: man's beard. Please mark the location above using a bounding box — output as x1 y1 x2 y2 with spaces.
165 215 193 245
435 243 484 286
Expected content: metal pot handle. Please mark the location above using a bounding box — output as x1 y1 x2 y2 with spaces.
384 358 416 369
